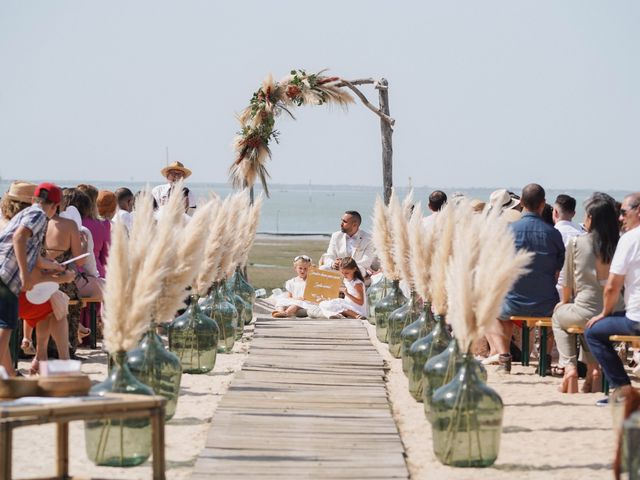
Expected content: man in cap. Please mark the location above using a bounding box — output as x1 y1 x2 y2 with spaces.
0 183 67 376
152 161 196 211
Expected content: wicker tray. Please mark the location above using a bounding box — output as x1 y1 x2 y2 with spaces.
0 378 40 399
38 374 91 397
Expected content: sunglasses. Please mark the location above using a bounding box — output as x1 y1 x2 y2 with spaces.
620 205 639 216
294 255 311 262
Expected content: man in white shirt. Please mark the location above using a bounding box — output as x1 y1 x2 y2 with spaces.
320 211 375 277
585 192 640 394
152 161 196 211
113 187 134 234
422 190 447 230
553 194 584 294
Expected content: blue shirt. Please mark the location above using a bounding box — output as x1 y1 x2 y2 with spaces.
503 212 565 317
0 204 48 296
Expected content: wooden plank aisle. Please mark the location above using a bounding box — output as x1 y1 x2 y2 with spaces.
192 317 409 479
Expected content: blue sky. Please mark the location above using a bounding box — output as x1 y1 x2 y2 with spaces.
0 1 638 190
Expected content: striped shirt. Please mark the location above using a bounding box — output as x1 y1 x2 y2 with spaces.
0 204 48 296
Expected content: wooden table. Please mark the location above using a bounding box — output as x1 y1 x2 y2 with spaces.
0 393 166 480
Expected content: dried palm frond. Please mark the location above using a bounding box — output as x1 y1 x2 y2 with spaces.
238 195 263 268
390 192 413 289
408 203 435 301
429 202 456 315
153 199 214 324
102 220 134 352
230 137 271 196
372 195 399 281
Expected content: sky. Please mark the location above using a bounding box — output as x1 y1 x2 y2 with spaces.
0 1 638 190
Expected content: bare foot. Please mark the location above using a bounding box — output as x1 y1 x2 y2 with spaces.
582 365 602 393
29 359 39 376
558 367 578 393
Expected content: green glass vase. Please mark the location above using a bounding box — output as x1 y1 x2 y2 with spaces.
366 276 389 325
229 266 255 325
168 295 219 373
401 302 434 376
431 353 504 467
374 280 407 343
222 282 246 341
84 351 154 467
201 282 238 353
127 321 182 420
387 291 421 358
408 314 451 402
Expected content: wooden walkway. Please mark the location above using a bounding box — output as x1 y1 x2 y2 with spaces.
192 316 409 479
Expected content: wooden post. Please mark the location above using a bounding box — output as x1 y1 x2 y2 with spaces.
378 78 393 205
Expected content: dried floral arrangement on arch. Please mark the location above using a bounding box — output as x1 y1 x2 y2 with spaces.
230 69 395 195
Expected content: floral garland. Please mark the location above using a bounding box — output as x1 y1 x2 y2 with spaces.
230 69 354 195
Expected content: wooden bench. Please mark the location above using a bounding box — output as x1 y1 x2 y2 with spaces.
0 393 167 479
510 316 552 377
610 335 640 348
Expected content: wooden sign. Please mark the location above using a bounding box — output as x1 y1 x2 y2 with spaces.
303 267 343 303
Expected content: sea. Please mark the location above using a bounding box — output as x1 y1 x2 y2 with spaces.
0 179 632 235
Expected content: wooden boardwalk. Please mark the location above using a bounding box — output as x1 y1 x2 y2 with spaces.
192 316 409 479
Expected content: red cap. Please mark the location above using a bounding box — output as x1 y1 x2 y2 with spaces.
34 183 62 204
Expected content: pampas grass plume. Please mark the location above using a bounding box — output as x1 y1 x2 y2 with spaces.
390 191 413 289
408 203 434 301
372 195 399 281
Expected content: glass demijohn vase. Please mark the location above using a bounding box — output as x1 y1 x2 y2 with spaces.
374 280 407 343
168 294 219 373
84 351 154 467
224 282 247 340
401 301 434 375
408 314 451 401
201 282 238 353
229 266 255 325
430 353 504 467
387 291 421 358
127 321 183 420
366 276 389 325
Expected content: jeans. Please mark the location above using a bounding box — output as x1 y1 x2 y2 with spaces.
584 312 640 388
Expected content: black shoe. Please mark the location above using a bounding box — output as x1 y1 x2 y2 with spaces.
497 354 512 374
596 397 609 407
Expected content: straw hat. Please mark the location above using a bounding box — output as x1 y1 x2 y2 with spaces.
489 189 519 211
161 161 192 179
5 180 36 203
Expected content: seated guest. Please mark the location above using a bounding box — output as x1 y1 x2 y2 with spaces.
97 190 117 222
152 161 196 212
320 210 375 278
0 181 36 232
486 183 565 373
272 255 314 318
553 194 623 393
423 190 447 230
113 187 135 233
319 257 367 319
77 185 111 279
585 192 640 399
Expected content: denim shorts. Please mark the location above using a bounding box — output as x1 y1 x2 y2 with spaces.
0 280 18 329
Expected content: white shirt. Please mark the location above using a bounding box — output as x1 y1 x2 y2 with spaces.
555 220 584 293
285 276 307 299
422 213 437 231
610 226 640 321
152 183 196 209
113 209 133 234
320 229 375 276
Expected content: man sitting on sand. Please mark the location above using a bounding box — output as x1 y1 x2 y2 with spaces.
320 210 375 279
585 192 640 401
486 183 565 373
152 161 196 212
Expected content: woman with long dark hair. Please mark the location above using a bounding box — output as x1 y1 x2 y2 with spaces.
552 193 624 393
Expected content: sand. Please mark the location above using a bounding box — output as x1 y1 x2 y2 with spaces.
11 324 253 480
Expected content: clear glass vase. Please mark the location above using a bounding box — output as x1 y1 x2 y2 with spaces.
431 353 504 467
127 321 183 420
408 314 451 401
228 266 256 325
387 291 421 358
374 280 407 343
222 282 246 341
401 302 434 376
366 276 389 325
168 295 219 373
84 351 154 467
201 282 238 353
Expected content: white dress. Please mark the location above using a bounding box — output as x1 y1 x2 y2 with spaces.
275 277 314 310
319 278 367 318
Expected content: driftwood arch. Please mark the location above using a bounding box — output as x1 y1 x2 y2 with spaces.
230 70 396 204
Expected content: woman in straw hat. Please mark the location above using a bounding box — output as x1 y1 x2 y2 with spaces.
0 181 37 231
152 161 196 211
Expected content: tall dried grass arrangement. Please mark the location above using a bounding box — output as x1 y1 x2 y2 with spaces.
195 196 227 295
216 192 247 282
390 192 414 289
429 202 456 315
237 195 264 268
225 192 252 277
408 203 435 301
446 204 532 351
372 195 399 281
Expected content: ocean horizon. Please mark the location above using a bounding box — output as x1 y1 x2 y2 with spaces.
1 179 632 235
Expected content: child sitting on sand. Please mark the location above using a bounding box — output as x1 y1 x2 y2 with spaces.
272 255 314 318
319 257 367 319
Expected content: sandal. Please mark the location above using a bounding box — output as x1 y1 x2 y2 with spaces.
550 365 565 377
21 339 36 356
271 311 289 318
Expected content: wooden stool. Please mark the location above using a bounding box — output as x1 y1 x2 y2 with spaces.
510 316 552 376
